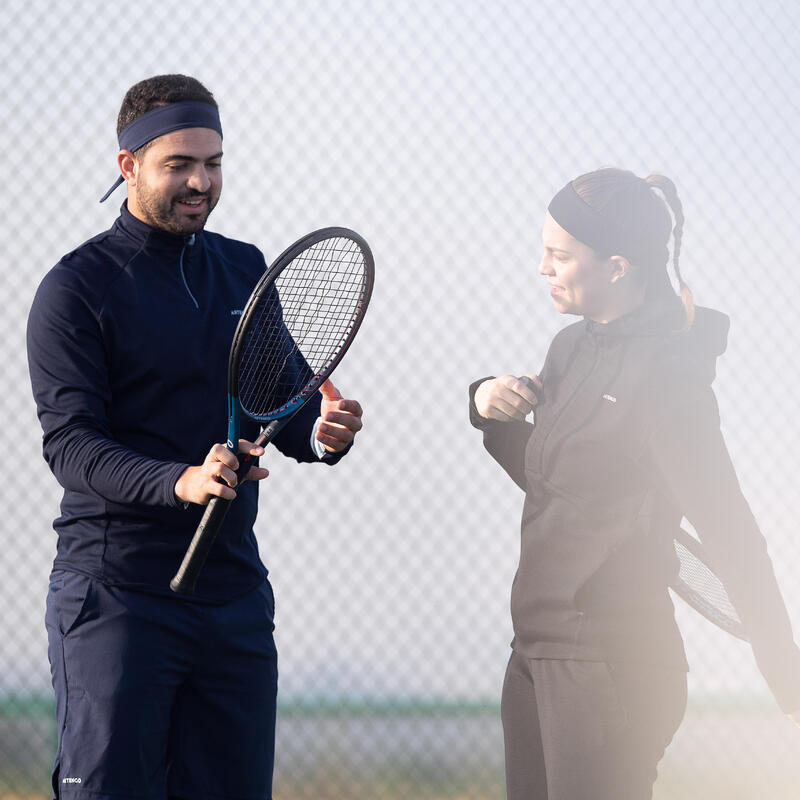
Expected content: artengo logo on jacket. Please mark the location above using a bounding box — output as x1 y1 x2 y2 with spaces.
231 309 243 315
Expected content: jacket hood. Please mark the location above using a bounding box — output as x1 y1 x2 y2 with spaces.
586 296 730 385
676 305 730 384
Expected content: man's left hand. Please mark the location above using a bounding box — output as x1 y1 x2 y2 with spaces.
316 379 363 453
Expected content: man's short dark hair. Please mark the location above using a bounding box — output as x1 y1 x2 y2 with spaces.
116 74 218 154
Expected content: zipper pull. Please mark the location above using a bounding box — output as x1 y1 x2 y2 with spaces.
180 237 200 309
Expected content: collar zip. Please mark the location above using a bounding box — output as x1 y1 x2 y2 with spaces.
180 235 200 309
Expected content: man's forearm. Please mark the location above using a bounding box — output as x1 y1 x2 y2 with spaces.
43 423 189 508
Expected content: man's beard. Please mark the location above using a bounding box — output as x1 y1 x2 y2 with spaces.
136 183 219 236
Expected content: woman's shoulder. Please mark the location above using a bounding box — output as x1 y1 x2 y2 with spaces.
662 306 730 384
644 306 730 421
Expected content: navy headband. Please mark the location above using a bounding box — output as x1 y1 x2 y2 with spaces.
547 181 669 268
100 101 223 202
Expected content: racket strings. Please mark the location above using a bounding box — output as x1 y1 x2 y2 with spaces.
238 236 368 418
673 536 744 634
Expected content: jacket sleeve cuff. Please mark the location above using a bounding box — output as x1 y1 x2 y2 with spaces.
318 439 353 465
309 415 353 464
166 462 193 507
310 417 328 459
469 376 497 430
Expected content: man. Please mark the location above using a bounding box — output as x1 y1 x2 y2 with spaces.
27 74 364 800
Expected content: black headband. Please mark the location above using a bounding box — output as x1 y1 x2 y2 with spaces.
100 101 223 202
547 181 669 268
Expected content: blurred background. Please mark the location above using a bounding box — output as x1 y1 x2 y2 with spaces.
3 1 800 797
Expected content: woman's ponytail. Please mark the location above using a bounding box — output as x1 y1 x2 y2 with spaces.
645 173 694 329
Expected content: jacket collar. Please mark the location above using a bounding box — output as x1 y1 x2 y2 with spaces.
115 201 204 253
585 294 686 339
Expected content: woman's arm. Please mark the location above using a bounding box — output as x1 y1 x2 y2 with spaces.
468 376 539 491
647 384 800 714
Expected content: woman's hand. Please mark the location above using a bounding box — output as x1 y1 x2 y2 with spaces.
474 374 541 421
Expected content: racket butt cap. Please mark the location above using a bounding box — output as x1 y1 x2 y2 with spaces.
169 574 196 594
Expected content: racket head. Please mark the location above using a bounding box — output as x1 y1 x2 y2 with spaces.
670 527 749 642
229 227 374 422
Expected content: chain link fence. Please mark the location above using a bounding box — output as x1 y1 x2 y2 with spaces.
3 1 800 797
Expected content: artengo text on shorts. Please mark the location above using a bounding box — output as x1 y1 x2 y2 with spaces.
62 777 82 784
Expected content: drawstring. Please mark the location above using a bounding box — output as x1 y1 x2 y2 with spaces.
179 234 199 309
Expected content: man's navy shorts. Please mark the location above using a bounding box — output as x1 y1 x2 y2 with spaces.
45 570 278 800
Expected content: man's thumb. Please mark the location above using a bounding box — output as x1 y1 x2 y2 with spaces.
320 378 342 400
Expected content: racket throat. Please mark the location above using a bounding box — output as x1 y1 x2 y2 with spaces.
226 395 242 452
254 419 283 448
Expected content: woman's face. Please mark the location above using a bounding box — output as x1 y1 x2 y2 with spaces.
539 212 616 319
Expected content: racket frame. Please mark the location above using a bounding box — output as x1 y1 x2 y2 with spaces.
670 526 748 642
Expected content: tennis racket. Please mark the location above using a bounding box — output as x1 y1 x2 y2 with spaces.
670 526 747 641
170 227 374 594
515 376 746 640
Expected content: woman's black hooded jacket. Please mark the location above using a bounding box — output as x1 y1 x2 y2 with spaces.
469 296 800 713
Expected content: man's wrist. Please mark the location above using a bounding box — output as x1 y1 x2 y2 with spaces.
311 417 329 459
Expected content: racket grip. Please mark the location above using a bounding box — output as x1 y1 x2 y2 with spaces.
232 427 272 479
170 496 233 594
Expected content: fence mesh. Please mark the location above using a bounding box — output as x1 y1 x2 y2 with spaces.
3 1 800 798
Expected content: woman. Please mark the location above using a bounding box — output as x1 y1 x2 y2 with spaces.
469 168 800 800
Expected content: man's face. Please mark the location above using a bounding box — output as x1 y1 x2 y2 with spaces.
126 127 223 235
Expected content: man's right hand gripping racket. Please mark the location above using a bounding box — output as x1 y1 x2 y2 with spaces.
170 227 374 595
